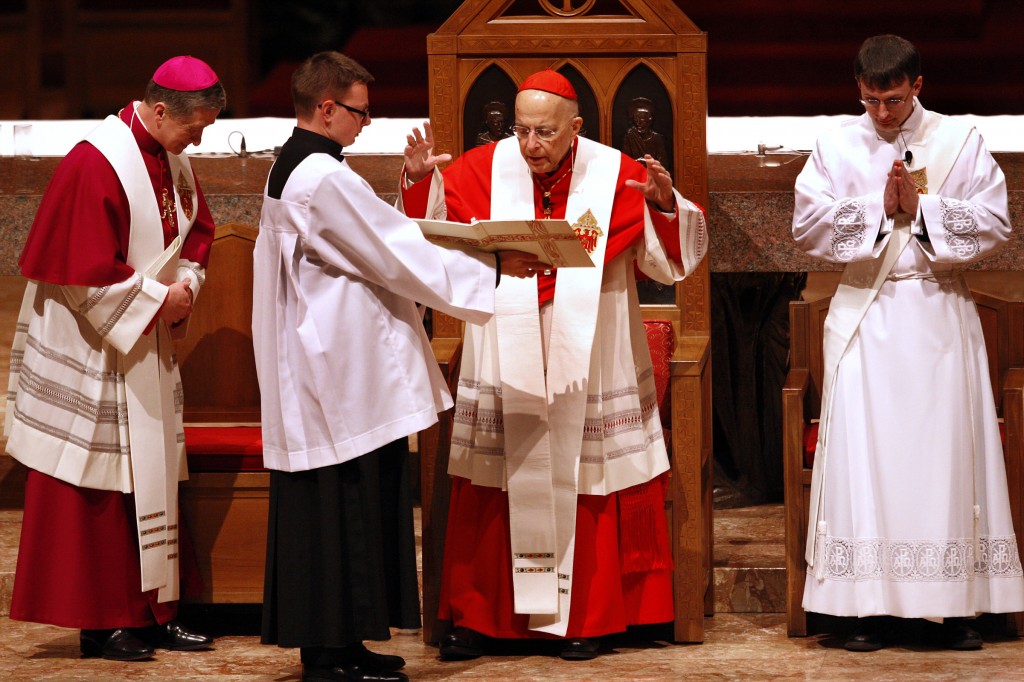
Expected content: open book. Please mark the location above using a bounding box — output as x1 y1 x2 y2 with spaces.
416 218 594 268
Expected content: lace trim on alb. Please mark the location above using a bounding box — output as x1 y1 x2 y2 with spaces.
831 199 867 261
940 198 980 260
821 534 1023 582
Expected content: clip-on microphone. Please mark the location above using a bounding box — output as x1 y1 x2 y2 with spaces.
899 127 913 166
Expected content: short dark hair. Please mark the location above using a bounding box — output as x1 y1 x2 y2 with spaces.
143 82 227 118
854 34 921 90
292 51 374 119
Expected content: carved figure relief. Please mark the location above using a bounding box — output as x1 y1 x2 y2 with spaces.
621 96 667 165
474 100 512 147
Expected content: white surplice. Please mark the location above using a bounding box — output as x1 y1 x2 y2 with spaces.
252 150 497 473
794 100 1024 618
5 113 205 602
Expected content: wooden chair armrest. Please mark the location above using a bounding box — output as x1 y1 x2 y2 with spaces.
670 335 710 377
431 337 463 390
1005 367 1024 394
783 367 810 396
431 336 462 367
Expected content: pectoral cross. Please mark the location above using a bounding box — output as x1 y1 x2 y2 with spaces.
160 188 177 228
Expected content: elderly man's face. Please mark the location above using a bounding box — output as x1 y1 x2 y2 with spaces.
513 90 582 174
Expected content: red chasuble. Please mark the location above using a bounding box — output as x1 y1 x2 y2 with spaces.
402 142 681 638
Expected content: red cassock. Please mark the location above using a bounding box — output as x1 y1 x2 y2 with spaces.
10 105 213 629
402 141 680 638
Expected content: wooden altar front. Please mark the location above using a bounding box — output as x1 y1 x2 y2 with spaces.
419 0 714 644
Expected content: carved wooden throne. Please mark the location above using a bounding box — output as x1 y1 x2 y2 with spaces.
419 0 714 644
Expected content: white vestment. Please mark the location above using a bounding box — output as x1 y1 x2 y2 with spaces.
253 147 497 473
408 135 707 633
5 113 206 601
794 100 1024 618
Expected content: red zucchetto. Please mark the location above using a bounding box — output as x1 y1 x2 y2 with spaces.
152 55 220 91
518 69 577 100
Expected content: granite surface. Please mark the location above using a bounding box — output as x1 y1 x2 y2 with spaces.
1 152 1021 277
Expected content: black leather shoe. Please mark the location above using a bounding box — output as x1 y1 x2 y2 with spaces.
844 631 884 652
301 663 409 682
943 620 983 651
150 620 214 651
559 637 600 660
348 643 405 672
80 628 155 661
439 626 485 660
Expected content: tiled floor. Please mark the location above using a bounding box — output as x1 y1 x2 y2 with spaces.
0 496 1022 680
1 275 1023 678
2 611 1024 681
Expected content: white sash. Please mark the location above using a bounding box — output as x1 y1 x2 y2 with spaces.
490 136 616 634
85 113 198 601
806 111 974 567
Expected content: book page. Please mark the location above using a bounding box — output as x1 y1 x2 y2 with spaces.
415 218 594 267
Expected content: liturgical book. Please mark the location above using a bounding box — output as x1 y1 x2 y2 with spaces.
415 218 595 268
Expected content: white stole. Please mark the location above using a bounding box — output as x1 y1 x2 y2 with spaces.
806 111 974 568
490 136 617 634
85 113 198 602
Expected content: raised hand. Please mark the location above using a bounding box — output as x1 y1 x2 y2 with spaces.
624 155 676 213
403 121 452 184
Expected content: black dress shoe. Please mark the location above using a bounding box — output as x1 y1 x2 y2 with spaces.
943 620 983 651
301 663 409 682
80 628 155 661
844 631 884 652
559 637 600 660
347 643 405 672
149 620 214 651
439 626 485 660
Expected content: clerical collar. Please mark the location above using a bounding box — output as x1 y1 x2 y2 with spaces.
287 127 346 159
119 101 163 156
266 127 346 200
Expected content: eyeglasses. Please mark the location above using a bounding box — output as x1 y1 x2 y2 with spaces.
859 96 910 108
510 125 562 141
319 100 370 123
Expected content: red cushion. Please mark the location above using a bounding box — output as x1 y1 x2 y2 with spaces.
803 422 819 469
802 421 1006 469
184 426 265 473
643 319 675 427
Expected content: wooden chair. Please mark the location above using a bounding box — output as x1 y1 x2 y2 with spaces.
783 271 1024 636
177 222 267 603
419 306 714 645
419 0 715 646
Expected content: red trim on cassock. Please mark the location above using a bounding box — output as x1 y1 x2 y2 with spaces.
10 470 202 629
439 474 674 639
